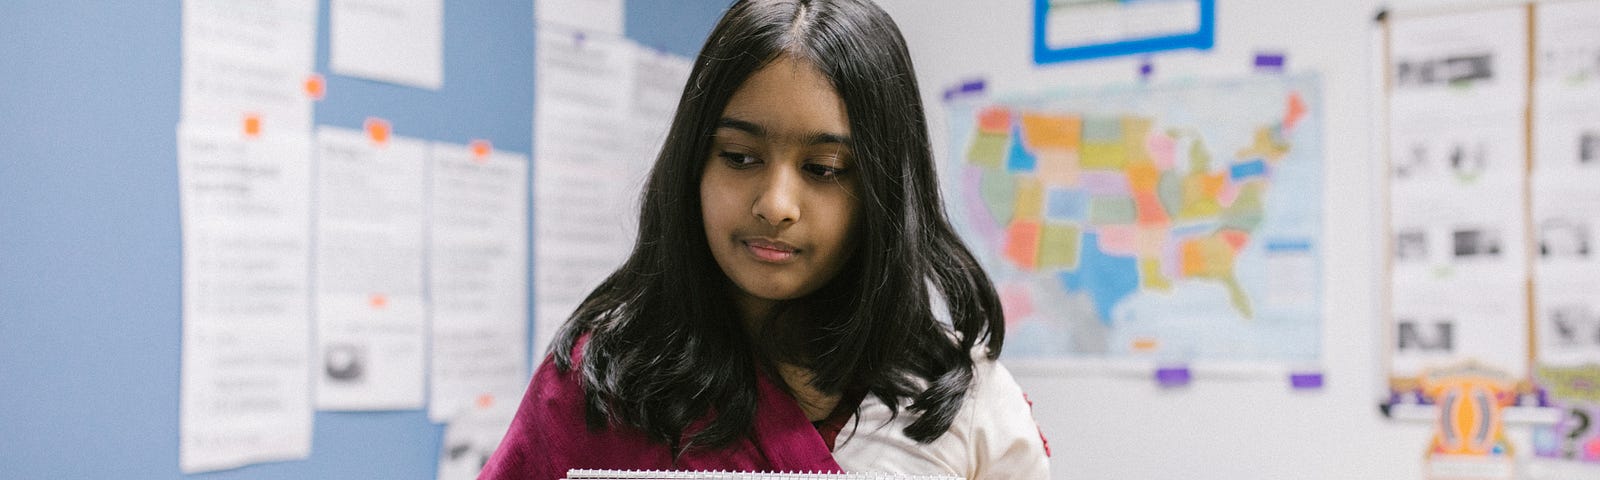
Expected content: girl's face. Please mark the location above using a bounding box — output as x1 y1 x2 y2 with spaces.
700 56 860 321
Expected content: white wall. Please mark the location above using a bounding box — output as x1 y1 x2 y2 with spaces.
872 1 1523 478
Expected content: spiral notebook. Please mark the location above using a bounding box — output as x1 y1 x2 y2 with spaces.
564 470 963 480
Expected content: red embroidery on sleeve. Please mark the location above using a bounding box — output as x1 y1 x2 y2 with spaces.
1023 392 1051 457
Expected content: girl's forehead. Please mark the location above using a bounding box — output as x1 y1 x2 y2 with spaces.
718 57 850 142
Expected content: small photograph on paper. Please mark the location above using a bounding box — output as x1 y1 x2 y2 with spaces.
1580 130 1600 165
1540 218 1592 259
1395 144 1431 180
1544 303 1598 348
1444 141 1490 182
324 343 368 383
1452 226 1504 259
1395 52 1495 89
1397 317 1456 353
1395 229 1429 262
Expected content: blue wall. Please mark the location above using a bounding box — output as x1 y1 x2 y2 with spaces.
0 1 724 478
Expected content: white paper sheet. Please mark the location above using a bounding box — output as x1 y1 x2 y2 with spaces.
1388 118 1528 285
181 0 317 132
330 0 444 90
1532 172 1600 368
536 0 623 36
627 46 693 169
532 26 638 360
434 388 519 480
1390 277 1528 380
314 126 428 410
1531 1 1600 370
177 125 313 473
1388 6 1528 121
427 142 530 422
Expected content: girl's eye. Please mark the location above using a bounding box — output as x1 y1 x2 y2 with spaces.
803 163 847 178
718 152 759 168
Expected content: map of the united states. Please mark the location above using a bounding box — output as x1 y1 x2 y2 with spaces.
960 92 1307 327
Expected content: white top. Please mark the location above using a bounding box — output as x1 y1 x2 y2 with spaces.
832 353 1051 479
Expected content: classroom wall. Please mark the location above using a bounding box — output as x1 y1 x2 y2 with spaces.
0 1 1578 479
877 0 1548 479
0 1 720 479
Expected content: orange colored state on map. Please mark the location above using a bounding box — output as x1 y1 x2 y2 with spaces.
1004 220 1043 270
1179 236 1235 278
1285 91 1307 132
1020 113 1081 151
1126 161 1160 193
978 107 1011 134
1218 229 1251 252
1133 191 1169 226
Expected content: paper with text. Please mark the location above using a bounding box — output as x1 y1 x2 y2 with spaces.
428 141 530 422
181 0 317 132
314 126 428 410
178 125 313 473
330 0 444 89
536 0 623 36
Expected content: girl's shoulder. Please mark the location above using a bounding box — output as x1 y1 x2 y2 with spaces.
832 351 1050 479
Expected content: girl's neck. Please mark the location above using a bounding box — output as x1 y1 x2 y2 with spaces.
731 290 840 421
733 290 776 336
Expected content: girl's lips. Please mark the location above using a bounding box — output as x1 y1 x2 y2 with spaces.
743 239 798 263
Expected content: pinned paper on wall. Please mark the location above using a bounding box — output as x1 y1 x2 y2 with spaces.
330 0 444 90
177 125 314 473
537 0 623 36
314 126 429 411
1384 5 1532 399
427 141 530 423
532 25 693 361
181 0 317 132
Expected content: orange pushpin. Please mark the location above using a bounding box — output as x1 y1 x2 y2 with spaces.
470 139 492 163
242 112 263 138
365 117 391 147
476 393 494 409
368 293 388 309
304 73 326 101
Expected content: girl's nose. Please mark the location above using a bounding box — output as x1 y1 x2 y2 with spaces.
751 167 801 227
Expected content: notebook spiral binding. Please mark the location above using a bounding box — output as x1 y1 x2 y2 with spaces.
564 469 964 480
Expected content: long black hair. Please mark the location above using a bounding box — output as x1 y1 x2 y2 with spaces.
550 0 1004 451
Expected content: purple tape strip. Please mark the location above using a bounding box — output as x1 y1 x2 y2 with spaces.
1155 366 1190 387
942 78 986 101
1290 372 1323 389
1254 52 1285 71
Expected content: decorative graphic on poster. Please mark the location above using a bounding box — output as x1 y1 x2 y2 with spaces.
1533 365 1600 464
1421 364 1517 480
943 75 1322 364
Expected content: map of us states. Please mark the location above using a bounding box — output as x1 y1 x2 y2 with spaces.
963 92 1308 324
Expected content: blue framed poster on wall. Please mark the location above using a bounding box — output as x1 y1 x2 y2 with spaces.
1033 0 1215 65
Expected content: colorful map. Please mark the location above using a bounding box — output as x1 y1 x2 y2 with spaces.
945 76 1323 363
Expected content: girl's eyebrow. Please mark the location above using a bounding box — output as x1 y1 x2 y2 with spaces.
716 117 852 148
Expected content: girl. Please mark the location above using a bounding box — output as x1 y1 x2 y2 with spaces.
482 0 1050 478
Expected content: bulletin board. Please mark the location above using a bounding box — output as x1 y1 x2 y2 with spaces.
0 1 724 478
